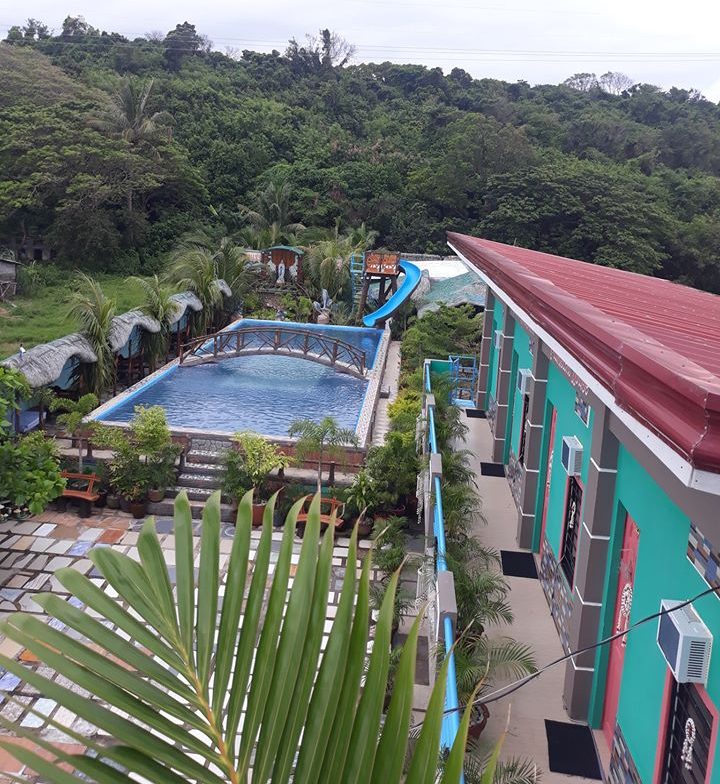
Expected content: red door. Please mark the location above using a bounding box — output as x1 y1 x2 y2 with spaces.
540 407 557 546
602 514 640 745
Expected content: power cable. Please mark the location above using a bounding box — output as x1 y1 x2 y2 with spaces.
410 582 720 730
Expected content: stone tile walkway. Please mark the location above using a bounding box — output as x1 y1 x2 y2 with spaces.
0 506 404 781
372 340 401 446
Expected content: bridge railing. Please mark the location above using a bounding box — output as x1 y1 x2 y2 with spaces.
179 326 367 376
421 360 463 760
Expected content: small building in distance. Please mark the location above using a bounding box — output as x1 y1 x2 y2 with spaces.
0 257 21 300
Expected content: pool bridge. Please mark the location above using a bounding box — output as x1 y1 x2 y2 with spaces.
179 326 368 378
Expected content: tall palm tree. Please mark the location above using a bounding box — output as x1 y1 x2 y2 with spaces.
91 77 173 149
68 274 116 397
128 275 176 370
237 173 305 247
306 235 354 302
167 249 224 335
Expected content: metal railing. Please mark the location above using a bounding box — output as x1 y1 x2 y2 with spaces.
423 363 462 753
179 325 367 378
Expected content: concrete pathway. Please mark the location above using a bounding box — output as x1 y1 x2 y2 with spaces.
463 416 609 782
372 340 401 446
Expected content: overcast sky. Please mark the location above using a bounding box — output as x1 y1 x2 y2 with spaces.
2 0 720 100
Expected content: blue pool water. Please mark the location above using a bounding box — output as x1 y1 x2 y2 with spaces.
95 321 382 435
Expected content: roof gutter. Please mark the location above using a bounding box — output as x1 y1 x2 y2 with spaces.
448 239 720 497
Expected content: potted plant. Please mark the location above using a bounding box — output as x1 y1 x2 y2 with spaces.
0 432 65 518
50 393 99 471
288 416 358 494
126 482 149 519
223 432 291 525
344 469 378 537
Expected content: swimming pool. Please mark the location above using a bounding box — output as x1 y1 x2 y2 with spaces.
93 320 384 437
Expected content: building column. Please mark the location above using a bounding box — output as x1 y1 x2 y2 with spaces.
515 343 548 549
476 290 495 407
491 309 515 463
563 400 619 720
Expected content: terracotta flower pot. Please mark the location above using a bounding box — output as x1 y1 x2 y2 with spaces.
252 502 266 527
148 488 165 503
119 497 131 513
106 493 120 510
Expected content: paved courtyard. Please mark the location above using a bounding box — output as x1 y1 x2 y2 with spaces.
0 506 408 781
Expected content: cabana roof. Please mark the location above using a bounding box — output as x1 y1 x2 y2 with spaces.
168 292 203 326
108 309 161 352
215 279 232 298
265 245 304 255
1 333 97 388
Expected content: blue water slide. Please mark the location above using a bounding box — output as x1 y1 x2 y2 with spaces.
362 259 422 328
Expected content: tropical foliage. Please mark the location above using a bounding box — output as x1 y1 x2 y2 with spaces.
4 21 720 293
288 416 358 493
0 491 479 782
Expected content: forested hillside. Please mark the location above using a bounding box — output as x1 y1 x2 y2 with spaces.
3 16 720 292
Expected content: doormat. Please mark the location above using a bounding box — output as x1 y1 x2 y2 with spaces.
480 462 505 477
500 550 538 579
545 720 603 779
465 409 486 419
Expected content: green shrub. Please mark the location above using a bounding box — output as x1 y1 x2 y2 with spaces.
0 432 65 514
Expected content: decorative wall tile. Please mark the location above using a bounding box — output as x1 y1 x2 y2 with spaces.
506 450 523 507
607 723 642 784
687 522 720 597
574 392 591 426
538 537 573 653
487 395 498 435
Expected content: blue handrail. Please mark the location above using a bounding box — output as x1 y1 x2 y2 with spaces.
425 364 462 754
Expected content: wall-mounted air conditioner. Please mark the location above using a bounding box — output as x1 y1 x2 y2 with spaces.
517 368 533 396
657 600 712 684
494 330 503 350
561 436 583 476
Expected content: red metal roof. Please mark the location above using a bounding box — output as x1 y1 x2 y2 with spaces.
448 232 720 474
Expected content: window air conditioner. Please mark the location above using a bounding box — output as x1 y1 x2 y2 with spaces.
657 600 712 684
494 330 503 350
517 368 532 396
560 436 583 476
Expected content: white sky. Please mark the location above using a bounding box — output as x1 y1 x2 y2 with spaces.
2 0 720 100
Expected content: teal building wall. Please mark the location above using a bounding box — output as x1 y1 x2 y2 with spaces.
589 445 720 782
508 324 532 458
486 298 504 406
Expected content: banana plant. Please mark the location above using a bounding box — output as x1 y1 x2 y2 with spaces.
0 490 477 783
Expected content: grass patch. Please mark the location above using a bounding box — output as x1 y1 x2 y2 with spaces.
0 274 146 359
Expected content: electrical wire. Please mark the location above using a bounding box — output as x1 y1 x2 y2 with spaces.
410 582 720 730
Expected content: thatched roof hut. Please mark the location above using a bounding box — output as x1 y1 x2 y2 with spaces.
1 333 97 388
108 309 161 352
168 292 203 326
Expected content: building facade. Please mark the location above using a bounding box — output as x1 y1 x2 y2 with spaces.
449 232 720 784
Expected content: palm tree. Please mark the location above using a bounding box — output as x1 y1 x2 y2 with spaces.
0 492 478 783
91 77 173 149
128 275 176 370
68 274 116 397
306 235 354 302
288 417 359 493
237 173 305 247
166 249 224 335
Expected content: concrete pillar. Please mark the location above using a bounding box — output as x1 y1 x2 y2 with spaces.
562 400 619 720
515 345 549 549
476 290 495 407
491 310 515 463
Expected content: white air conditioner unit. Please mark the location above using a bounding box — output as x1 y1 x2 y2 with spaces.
494 330 503 350
560 436 583 476
657 600 712 684
517 368 532 396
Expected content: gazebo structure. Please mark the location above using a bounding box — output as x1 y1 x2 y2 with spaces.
168 292 203 357
261 246 304 286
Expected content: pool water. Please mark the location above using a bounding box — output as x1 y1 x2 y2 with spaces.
95 321 382 436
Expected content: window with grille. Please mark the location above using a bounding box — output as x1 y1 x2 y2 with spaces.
518 393 530 465
559 476 582 586
662 681 713 784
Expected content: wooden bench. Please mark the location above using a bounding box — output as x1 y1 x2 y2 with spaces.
60 472 100 518
296 497 346 530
